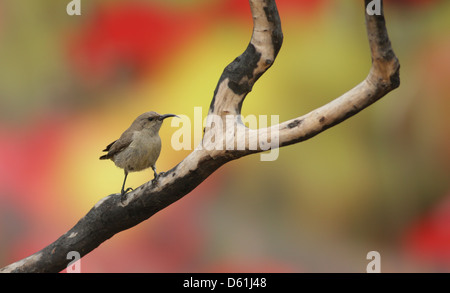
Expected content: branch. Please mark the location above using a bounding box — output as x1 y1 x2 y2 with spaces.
1 0 399 273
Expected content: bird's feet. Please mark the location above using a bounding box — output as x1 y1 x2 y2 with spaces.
120 187 133 203
151 172 165 185
121 187 133 195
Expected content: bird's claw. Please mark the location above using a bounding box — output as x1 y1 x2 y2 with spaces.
120 187 133 203
151 172 165 185
121 187 133 195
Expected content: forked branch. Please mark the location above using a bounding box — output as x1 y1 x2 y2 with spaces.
1 0 399 273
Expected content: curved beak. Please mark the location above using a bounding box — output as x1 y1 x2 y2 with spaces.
159 113 179 121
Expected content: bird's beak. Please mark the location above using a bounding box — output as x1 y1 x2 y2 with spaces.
159 114 179 121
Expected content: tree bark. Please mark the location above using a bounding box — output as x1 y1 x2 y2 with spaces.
1 0 399 273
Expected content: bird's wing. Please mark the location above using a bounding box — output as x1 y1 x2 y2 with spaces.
99 131 133 160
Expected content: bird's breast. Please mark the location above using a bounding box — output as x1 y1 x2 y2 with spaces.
114 131 161 172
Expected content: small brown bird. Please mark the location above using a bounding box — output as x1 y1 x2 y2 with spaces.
100 111 178 196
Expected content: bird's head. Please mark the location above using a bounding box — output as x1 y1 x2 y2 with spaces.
133 111 179 133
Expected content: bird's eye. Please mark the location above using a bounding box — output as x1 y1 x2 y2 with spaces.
148 117 154 121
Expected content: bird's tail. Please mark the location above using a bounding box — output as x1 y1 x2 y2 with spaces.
99 154 110 160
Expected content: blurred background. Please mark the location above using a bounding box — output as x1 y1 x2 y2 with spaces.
0 0 449 273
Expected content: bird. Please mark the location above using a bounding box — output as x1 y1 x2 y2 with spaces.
100 111 178 196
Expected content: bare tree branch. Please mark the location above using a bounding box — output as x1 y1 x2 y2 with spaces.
1 0 399 273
